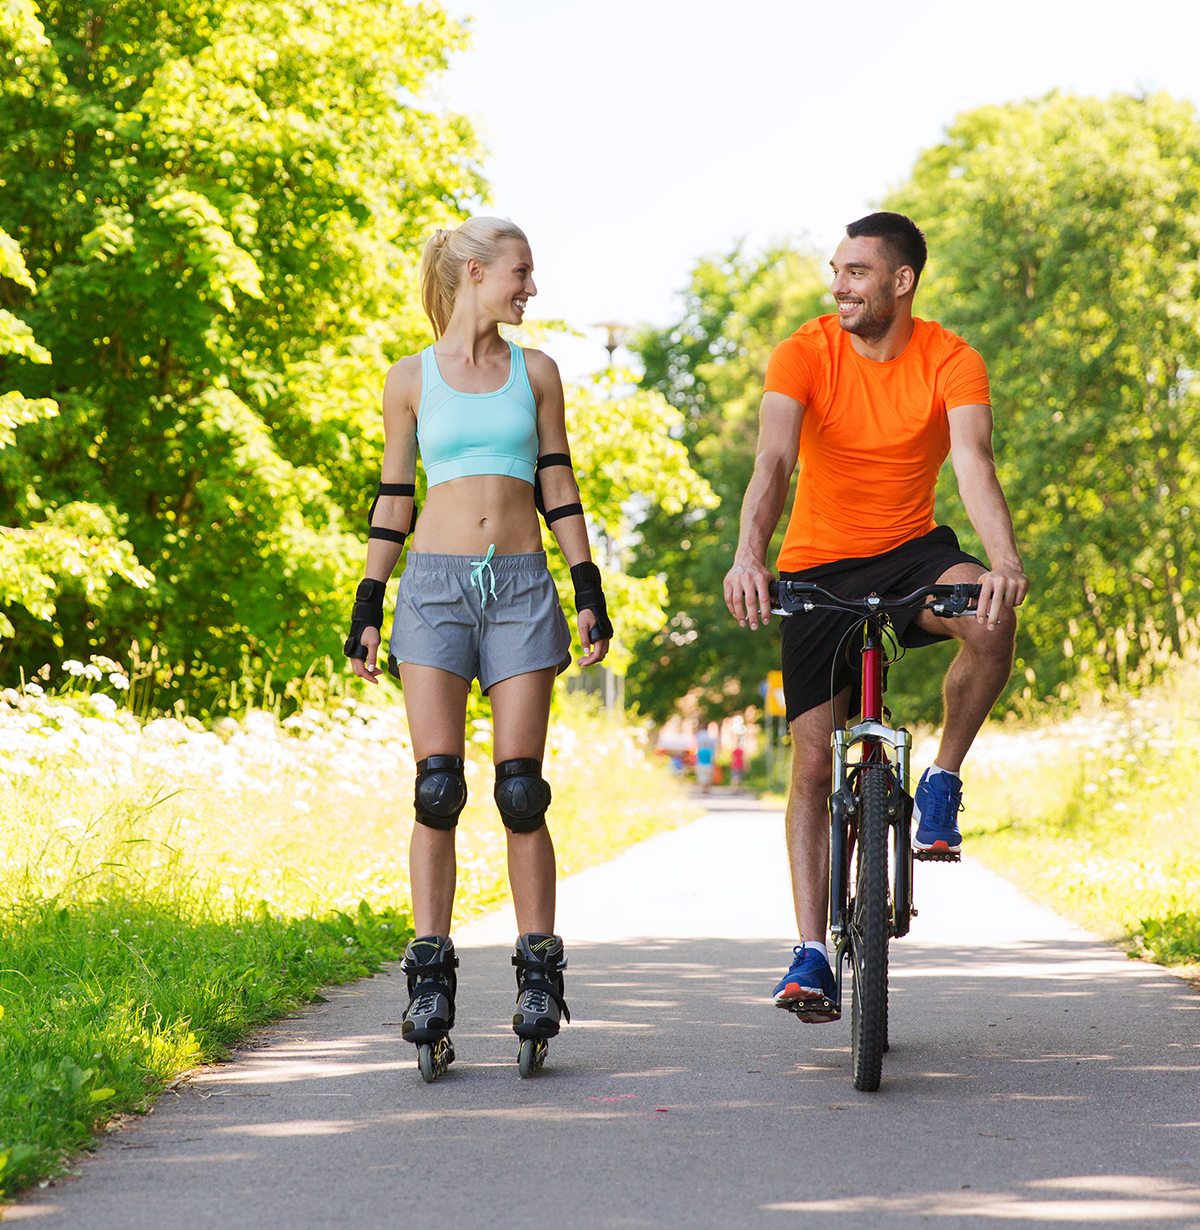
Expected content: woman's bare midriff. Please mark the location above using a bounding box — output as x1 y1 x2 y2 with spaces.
410 474 543 556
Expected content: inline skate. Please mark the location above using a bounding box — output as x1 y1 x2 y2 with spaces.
400 934 458 1083
512 932 570 1077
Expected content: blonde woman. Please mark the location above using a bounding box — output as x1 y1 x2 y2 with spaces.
344 218 612 1081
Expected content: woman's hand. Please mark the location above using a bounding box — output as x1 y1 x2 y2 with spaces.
577 610 609 667
350 626 384 684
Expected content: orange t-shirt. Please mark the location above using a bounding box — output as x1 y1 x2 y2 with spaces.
764 315 991 571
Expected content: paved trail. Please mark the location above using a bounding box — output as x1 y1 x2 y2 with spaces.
9 799 1200 1228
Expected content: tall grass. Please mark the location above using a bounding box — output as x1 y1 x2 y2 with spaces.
940 659 1200 969
0 676 693 1196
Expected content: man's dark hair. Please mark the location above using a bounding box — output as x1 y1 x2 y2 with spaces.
845 212 927 289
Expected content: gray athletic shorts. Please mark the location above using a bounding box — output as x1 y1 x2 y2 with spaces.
387 550 572 692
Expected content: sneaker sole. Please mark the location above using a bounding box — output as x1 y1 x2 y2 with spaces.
913 836 962 852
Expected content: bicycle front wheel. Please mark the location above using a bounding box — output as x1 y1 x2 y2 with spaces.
849 761 889 1091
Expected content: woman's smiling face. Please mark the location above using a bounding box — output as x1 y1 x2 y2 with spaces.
476 238 537 326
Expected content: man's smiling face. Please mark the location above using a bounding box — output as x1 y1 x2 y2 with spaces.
829 235 905 342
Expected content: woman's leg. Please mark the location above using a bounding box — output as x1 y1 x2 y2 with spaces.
487 665 559 935
399 663 471 937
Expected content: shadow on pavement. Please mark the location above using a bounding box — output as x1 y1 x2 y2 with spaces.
12 933 1198 1228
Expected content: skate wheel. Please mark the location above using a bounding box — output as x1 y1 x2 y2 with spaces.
518 1037 547 1078
417 1037 454 1083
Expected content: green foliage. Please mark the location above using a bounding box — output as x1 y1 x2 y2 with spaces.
555 370 716 673
0 0 481 708
1 225 152 639
887 91 1200 705
0 503 152 639
960 661 1200 965
0 898 414 1196
1132 912 1200 967
0 226 56 441
627 245 828 721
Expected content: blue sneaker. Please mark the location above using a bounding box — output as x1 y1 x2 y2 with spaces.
772 944 839 1022
913 767 963 856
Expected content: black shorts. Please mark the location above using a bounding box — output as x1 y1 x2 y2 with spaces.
779 525 983 722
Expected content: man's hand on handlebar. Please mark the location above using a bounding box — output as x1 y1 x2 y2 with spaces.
724 557 774 630
975 564 1029 631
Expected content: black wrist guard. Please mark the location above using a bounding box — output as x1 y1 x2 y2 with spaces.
343 578 387 660
570 561 614 643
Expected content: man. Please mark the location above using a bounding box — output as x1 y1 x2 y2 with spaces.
723 212 1028 1018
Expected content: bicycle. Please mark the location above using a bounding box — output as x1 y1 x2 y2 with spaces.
767 579 981 1092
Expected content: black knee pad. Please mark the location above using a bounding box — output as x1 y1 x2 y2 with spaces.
414 755 467 830
494 758 551 833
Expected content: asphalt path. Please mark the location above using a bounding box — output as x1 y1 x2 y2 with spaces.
8 797 1200 1228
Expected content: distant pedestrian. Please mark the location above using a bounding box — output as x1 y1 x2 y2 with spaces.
696 734 715 793
730 744 746 792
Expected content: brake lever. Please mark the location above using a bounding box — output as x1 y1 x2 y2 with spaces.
928 582 979 618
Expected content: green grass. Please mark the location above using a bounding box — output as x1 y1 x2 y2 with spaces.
950 660 1200 971
0 684 694 1198
0 897 411 1196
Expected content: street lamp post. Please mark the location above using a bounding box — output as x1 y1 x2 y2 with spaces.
591 321 629 716
594 321 628 366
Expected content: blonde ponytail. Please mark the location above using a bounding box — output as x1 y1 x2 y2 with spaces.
418 217 530 338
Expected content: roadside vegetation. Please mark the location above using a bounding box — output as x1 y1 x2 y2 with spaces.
0 670 692 1197
924 657 1200 975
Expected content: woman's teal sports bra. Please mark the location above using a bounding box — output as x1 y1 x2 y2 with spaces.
417 340 539 488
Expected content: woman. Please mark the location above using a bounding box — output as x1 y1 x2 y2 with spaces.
343 217 612 1080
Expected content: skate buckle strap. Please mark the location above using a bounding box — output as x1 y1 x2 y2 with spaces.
512 953 571 1024
401 952 459 976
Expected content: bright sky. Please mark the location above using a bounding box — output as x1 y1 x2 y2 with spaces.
437 0 1200 378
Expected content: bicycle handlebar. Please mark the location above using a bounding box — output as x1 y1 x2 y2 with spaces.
767 580 981 619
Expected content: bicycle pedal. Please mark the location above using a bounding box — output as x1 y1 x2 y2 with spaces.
913 848 961 863
778 995 841 1024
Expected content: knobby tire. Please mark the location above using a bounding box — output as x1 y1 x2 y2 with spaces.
850 762 889 1091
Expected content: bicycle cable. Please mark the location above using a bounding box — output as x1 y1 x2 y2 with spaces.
826 609 908 728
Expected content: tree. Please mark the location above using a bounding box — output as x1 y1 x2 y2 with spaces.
627 245 828 722
1 221 151 640
888 92 1200 703
0 0 482 707
555 370 715 676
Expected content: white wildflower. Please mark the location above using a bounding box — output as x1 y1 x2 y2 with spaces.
109 674 130 691
63 660 86 677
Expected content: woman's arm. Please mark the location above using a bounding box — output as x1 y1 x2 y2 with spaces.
348 357 420 683
526 349 609 667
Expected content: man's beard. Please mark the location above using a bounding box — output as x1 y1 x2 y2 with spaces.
837 295 895 343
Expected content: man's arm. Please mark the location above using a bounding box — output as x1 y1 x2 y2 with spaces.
723 391 803 630
947 402 1029 629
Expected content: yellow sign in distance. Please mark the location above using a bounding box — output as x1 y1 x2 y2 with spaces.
765 670 787 717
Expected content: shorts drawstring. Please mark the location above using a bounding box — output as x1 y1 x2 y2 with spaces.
470 543 497 608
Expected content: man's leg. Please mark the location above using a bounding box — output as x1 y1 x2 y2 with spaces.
912 561 1017 770
784 688 852 943
773 688 851 1017
911 561 1016 853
